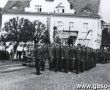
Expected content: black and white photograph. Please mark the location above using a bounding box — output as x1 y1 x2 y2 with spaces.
0 0 110 90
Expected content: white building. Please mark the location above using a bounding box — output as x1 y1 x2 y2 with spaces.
1 0 101 49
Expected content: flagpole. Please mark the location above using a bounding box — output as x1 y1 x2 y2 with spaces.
69 26 70 37
69 26 71 46
83 29 92 46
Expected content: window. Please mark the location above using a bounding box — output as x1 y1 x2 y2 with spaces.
69 22 74 30
35 5 42 12
58 21 63 31
56 6 65 13
81 4 92 15
81 9 92 14
83 23 88 32
70 4 73 9
62 8 64 13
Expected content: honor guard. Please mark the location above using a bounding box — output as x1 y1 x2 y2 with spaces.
74 46 81 74
40 45 46 71
48 44 53 70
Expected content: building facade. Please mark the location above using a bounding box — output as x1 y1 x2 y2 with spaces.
101 22 110 48
1 0 102 49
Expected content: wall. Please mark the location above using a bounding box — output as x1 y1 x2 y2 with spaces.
49 15 101 49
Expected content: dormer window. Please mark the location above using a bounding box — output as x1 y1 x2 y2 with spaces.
81 4 92 15
82 9 92 14
35 5 42 12
56 6 65 13
12 6 19 10
62 8 64 13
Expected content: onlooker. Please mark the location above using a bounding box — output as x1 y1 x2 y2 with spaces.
17 44 23 60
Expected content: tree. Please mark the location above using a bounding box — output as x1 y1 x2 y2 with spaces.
33 20 47 46
2 17 49 50
0 8 2 29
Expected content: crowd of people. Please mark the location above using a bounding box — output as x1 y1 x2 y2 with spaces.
0 42 110 75
34 43 110 75
0 44 10 60
0 42 33 60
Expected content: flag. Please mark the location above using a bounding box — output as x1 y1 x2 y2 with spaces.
55 3 62 8
83 29 92 41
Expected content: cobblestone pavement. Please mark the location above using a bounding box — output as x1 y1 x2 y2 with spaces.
0 63 110 90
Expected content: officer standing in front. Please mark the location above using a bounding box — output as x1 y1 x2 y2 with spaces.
35 44 41 75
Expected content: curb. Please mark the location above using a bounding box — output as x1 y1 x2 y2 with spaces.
0 66 28 73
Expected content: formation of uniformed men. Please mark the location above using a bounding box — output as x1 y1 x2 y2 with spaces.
96 49 110 64
34 43 99 75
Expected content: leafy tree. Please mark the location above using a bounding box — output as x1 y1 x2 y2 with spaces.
33 20 47 46
0 8 2 29
2 17 49 50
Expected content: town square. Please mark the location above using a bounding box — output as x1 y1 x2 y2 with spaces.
0 0 110 90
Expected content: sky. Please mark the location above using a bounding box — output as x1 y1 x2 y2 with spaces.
0 0 110 22
100 0 110 22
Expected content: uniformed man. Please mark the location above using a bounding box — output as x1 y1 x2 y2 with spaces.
48 44 53 70
72 46 76 72
65 45 70 72
90 49 95 69
74 45 81 74
96 49 101 63
101 49 104 64
80 46 85 73
35 44 41 75
68 45 74 72
93 49 97 68
88 48 93 70
53 44 59 72
63 45 68 73
55 44 62 72
108 50 110 63
57 44 63 71
40 45 46 71
85 47 89 70
106 50 109 63
104 50 108 63
62 46 67 72
82 46 87 72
